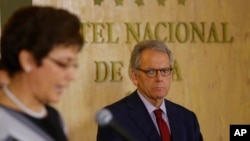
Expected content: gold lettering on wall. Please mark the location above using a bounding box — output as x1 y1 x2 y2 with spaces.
95 61 110 82
172 60 183 81
110 61 123 82
82 22 234 44
95 61 123 82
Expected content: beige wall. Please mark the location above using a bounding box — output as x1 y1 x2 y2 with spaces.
33 0 250 141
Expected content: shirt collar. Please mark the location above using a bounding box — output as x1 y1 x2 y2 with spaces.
137 90 167 115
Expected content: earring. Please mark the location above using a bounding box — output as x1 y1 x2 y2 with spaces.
25 67 31 73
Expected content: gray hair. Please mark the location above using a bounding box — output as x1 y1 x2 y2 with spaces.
130 40 174 69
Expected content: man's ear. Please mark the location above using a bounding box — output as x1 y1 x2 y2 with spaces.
130 69 138 86
19 50 35 73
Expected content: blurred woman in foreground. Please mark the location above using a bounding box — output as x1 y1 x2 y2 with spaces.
0 6 84 141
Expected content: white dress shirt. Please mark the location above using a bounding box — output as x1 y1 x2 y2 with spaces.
137 90 171 134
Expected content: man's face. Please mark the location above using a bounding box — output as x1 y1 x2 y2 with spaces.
131 49 172 106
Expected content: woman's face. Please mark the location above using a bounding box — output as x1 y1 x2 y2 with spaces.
29 45 80 104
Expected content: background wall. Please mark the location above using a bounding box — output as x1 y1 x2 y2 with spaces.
2 0 250 141
0 0 32 29
0 0 32 58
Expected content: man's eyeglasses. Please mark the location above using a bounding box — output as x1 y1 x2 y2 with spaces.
47 57 78 69
136 68 173 78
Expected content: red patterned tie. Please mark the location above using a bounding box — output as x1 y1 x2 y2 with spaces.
154 109 171 141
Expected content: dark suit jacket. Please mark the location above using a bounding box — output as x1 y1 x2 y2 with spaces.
97 90 203 141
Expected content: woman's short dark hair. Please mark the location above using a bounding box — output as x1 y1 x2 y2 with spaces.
0 6 84 75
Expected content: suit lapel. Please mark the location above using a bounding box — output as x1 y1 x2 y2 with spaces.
165 100 182 141
126 91 161 141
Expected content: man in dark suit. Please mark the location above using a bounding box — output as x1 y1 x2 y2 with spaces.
97 40 203 141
